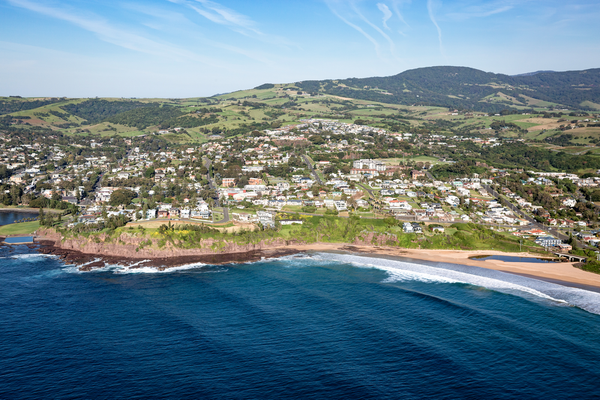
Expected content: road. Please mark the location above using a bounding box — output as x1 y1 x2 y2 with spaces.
301 154 323 185
202 156 221 207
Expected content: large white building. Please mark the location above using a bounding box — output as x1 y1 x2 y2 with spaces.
352 159 386 172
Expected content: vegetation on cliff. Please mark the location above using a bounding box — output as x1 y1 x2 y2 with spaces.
52 216 542 255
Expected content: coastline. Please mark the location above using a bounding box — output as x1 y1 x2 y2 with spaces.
279 244 600 290
32 230 600 289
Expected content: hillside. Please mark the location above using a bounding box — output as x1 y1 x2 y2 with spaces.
1 66 599 144
293 66 600 112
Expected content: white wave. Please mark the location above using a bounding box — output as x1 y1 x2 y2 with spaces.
308 252 600 315
9 253 58 261
114 261 208 274
61 258 210 274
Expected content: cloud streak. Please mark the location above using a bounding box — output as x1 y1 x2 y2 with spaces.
6 0 223 66
169 0 260 36
326 2 383 58
352 3 396 56
427 0 444 56
377 3 393 30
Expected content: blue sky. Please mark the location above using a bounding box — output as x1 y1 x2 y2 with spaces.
1 0 599 97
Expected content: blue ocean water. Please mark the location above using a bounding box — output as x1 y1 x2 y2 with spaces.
1 246 600 399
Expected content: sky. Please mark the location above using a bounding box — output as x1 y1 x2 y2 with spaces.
1 0 599 97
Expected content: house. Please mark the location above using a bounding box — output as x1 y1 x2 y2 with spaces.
96 187 117 203
157 210 169 218
257 211 275 228
222 178 236 187
78 215 97 224
411 223 423 233
280 220 303 225
411 170 426 180
62 196 78 205
535 236 562 247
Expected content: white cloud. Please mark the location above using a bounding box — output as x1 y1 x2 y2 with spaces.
427 0 444 56
326 1 383 58
6 0 222 66
377 3 393 30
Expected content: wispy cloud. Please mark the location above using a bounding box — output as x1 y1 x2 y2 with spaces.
169 0 293 47
352 3 396 56
169 0 259 35
327 3 383 58
377 3 393 30
427 0 444 56
326 0 409 60
6 0 222 66
391 0 410 28
124 2 275 64
447 3 514 21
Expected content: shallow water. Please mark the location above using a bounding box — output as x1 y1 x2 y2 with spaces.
471 254 557 263
1 245 600 399
0 211 38 226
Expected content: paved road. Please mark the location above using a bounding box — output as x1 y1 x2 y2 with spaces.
301 154 323 185
213 207 230 224
202 156 220 207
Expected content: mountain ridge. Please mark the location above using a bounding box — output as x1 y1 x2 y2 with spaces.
286 66 600 112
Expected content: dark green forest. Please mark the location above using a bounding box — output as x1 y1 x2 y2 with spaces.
294 67 600 112
60 99 153 123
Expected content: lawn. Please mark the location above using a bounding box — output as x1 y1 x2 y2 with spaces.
0 221 40 235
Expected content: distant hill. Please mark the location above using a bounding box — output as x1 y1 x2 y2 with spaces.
293 66 600 112
512 70 556 77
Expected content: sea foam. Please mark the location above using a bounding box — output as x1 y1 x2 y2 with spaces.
309 252 600 315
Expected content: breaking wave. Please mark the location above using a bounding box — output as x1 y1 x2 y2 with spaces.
310 252 600 315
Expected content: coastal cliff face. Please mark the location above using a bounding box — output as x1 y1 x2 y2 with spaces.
36 228 400 261
37 228 293 259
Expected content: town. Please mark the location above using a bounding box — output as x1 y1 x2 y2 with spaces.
3 109 600 266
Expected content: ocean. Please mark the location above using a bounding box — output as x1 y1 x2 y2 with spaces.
1 245 600 399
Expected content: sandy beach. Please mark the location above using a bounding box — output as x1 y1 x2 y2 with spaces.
270 243 600 289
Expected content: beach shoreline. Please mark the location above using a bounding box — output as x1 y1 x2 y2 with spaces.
32 234 600 289
274 244 600 290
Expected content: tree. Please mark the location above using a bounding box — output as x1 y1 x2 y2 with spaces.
237 176 249 188
144 167 155 178
109 189 136 207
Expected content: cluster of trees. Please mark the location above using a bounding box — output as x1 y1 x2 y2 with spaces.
480 143 600 172
431 159 487 179
38 208 61 227
61 99 151 123
109 189 137 207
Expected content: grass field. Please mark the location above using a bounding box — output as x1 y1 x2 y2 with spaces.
0 221 40 235
379 156 443 166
